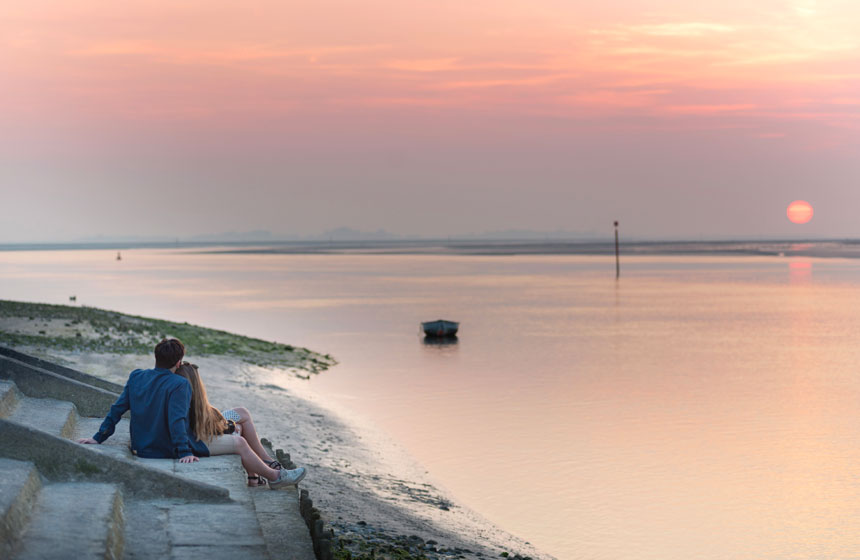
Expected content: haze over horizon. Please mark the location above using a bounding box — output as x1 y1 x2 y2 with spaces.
2 1 858 243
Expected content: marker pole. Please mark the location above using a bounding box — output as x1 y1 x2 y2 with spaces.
614 221 620 279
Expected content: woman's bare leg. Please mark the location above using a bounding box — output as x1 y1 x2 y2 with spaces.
232 437 280 481
232 407 276 464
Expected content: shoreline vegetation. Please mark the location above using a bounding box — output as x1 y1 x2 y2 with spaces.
0 299 336 376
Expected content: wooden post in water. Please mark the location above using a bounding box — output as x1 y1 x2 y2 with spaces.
614 221 620 279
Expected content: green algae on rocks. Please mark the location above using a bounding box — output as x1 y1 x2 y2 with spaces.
0 299 336 374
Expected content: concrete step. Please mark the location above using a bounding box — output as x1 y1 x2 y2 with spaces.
121 500 270 560
0 458 42 558
251 484 316 560
160 451 314 559
6 396 77 439
16 482 124 560
0 380 20 418
0 353 120 417
73 417 133 461
166 502 268 558
120 500 170 559
168 453 254 502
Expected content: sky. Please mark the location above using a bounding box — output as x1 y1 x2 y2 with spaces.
1 0 859 242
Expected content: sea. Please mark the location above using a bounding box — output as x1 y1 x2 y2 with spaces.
4 240 860 559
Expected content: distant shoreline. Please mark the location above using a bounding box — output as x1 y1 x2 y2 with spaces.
3 239 860 259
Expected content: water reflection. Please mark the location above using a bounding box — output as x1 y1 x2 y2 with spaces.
789 260 812 283
421 335 459 349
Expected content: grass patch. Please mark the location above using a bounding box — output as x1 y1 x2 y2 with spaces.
0 299 336 374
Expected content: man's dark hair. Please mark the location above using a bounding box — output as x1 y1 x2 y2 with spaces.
154 338 185 369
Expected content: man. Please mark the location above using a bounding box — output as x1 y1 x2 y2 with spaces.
78 338 202 463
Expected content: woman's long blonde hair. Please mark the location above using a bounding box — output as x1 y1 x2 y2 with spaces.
175 362 228 443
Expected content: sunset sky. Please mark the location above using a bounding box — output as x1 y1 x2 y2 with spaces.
2 0 859 241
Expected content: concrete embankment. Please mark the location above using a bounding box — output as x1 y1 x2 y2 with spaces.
0 347 331 560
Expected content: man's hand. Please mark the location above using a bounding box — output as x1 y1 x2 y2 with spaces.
77 438 98 444
179 455 199 464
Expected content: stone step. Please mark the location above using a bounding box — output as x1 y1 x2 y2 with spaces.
0 458 42 558
251 484 316 560
73 417 133 461
0 380 20 418
167 452 255 502
120 500 170 559
6 396 76 438
15 482 124 560
122 499 270 560
167 502 269 558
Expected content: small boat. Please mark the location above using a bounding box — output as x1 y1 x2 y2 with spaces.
421 319 459 338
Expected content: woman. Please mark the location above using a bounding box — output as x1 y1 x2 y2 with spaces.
175 362 306 488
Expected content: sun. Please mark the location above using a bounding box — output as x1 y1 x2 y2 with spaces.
787 200 813 224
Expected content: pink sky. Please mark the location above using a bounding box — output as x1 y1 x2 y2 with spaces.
2 0 859 241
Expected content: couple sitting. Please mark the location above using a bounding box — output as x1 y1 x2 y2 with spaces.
77 338 306 488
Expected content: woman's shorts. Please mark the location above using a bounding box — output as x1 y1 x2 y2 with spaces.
208 434 241 455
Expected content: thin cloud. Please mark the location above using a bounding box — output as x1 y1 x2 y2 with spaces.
626 22 736 37
384 58 462 72
559 88 670 108
429 74 569 90
67 40 393 64
663 104 758 114
793 0 818 17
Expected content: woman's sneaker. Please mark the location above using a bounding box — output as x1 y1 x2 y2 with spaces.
269 467 306 489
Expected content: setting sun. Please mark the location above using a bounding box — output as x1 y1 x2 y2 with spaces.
787 200 814 224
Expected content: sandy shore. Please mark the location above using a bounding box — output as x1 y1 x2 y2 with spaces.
22 346 553 560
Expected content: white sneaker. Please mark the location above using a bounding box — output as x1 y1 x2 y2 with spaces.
269 467 306 489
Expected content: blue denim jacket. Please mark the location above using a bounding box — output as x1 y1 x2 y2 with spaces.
93 367 209 458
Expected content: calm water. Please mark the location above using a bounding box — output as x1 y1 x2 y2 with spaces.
4 249 860 559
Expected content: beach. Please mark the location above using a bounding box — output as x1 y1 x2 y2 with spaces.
3 303 552 560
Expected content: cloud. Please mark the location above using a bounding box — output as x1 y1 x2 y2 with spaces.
793 0 818 17
625 22 736 37
559 88 670 109
664 104 758 114
384 58 461 72
429 74 569 90
66 40 392 64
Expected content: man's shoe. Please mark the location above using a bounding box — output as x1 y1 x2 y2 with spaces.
269 467 306 489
